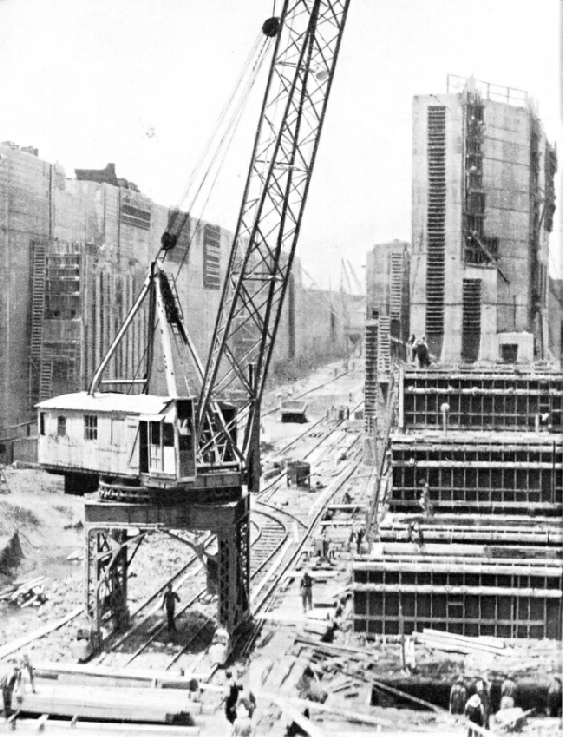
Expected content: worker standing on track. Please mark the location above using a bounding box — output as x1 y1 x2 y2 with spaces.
300 569 313 613
17 653 36 695
1 663 20 718
162 584 180 634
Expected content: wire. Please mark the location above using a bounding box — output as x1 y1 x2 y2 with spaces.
166 31 267 246
172 37 271 279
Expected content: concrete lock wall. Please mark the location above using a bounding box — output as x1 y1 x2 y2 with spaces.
0 147 54 444
411 88 554 364
0 143 351 443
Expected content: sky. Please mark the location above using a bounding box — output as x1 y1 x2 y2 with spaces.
0 0 561 284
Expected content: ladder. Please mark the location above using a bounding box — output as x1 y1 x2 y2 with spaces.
39 360 54 401
29 242 47 403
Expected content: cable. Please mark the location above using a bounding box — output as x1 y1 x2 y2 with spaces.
172 37 271 279
166 31 267 244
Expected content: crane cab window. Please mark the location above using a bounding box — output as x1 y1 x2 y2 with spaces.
163 423 175 447
150 422 161 445
58 416 67 437
84 415 98 441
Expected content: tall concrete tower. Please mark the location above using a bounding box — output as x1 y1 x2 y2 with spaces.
411 75 556 364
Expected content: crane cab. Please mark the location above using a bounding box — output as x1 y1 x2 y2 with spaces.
37 393 197 495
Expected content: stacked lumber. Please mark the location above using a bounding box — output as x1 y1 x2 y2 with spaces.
15 682 200 724
0 576 48 608
33 662 209 688
417 629 510 656
0 719 199 736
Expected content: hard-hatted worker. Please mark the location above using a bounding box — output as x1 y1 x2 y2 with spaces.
1 663 20 717
162 584 180 634
450 676 467 717
500 673 518 710
300 569 313 613
464 692 485 737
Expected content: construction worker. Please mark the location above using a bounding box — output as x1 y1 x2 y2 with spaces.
356 527 364 554
450 676 467 717
223 670 241 726
464 692 485 737
407 334 417 364
300 569 313 613
17 653 35 694
415 337 431 368
231 702 253 736
1 663 20 717
475 679 491 729
500 673 518 710
547 675 562 717
418 481 433 517
210 627 231 666
162 584 180 634
321 527 332 560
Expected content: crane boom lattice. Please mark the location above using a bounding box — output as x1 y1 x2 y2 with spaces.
198 0 350 462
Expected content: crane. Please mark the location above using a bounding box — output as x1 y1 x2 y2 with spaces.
37 0 350 646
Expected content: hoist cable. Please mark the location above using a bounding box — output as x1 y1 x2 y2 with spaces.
172 37 271 279
166 31 265 236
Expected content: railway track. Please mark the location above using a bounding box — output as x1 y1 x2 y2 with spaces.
97 388 362 669
2 363 363 681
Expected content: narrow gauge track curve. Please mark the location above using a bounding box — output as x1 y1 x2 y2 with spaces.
99 504 292 672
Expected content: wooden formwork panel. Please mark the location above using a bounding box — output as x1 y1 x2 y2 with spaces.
401 368 563 432
352 557 562 639
389 434 562 514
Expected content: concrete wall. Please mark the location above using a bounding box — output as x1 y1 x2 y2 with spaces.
411 94 465 362
482 101 531 335
366 240 410 348
0 143 350 447
0 145 58 439
411 87 554 364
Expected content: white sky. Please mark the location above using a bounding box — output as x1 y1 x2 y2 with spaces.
0 0 561 283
